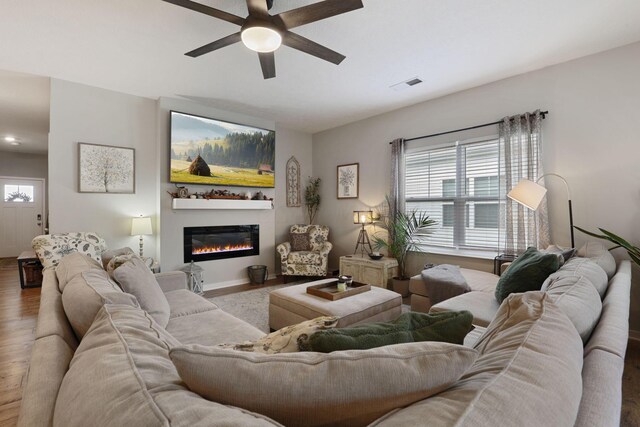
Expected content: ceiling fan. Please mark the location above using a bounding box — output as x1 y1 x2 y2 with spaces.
162 0 364 79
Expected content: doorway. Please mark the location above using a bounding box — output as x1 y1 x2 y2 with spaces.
0 176 45 257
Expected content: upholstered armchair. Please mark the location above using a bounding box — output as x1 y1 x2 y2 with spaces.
277 225 332 281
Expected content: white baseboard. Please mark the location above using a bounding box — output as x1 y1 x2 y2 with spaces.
629 329 640 343
202 274 277 292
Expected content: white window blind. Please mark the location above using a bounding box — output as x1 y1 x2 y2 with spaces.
405 138 504 251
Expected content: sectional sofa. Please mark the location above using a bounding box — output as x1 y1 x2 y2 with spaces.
18 242 631 426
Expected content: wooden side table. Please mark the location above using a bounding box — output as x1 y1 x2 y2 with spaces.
17 250 43 289
339 255 398 289
494 254 517 276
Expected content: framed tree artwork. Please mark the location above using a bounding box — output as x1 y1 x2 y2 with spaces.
78 143 135 193
337 163 359 199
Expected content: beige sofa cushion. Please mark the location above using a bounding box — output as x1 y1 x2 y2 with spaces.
35 270 79 350
429 291 499 327
170 342 478 427
544 257 609 298
18 335 74 427
374 292 584 427
167 308 265 346
53 304 282 427
55 252 104 292
100 246 135 270
542 275 602 343
61 269 138 339
165 289 218 319
112 257 170 327
577 241 617 279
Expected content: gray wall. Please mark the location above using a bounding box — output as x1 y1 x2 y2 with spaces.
313 41 640 330
47 82 313 290
48 79 159 259
273 127 313 268
0 151 47 179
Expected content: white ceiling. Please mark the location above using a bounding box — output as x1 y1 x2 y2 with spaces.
0 70 50 154
1 0 640 135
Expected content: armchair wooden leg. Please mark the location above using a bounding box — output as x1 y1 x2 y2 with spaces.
283 275 288 284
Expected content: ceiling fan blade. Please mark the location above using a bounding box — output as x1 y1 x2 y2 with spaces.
258 52 276 79
246 0 269 18
185 32 242 57
162 0 245 26
274 0 363 30
282 32 345 65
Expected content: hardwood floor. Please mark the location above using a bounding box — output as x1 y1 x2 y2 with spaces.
0 258 40 426
0 259 639 425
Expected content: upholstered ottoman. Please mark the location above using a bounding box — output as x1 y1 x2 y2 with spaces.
269 279 403 330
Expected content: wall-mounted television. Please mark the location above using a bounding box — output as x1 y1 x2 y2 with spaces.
169 111 275 188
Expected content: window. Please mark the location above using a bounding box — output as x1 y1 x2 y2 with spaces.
405 138 503 251
4 185 34 203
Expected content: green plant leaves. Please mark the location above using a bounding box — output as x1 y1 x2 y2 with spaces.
574 225 640 267
373 196 438 278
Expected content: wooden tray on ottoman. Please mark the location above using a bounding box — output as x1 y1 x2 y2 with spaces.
306 280 371 301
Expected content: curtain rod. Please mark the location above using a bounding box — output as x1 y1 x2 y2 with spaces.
390 111 549 144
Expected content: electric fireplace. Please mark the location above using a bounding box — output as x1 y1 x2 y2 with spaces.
183 225 259 263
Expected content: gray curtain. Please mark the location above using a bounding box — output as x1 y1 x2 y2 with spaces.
390 138 406 221
501 110 550 254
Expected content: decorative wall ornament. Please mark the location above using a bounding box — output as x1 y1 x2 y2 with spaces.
337 163 359 199
78 142 135 193
286 156 301 207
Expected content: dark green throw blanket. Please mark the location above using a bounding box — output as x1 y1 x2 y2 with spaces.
299 311 474 353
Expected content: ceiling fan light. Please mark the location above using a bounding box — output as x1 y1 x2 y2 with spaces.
241 26 282 53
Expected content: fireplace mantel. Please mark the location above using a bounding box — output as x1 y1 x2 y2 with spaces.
172 198 273 210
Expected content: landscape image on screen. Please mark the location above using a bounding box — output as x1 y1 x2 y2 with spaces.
170 111 275 188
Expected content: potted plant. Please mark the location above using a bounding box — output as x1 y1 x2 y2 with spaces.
574 226 640 266
372 197 437 297
304 177 321 224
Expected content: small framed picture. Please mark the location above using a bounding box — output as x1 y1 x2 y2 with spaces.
78 143 135 193
337 163 359 199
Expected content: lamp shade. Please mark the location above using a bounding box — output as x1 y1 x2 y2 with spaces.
353 210 373 225
507 179 547 211
241 26 282 53
131 217 152 236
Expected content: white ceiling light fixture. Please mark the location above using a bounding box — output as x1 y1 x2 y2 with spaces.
4 136 16 142
241 25 282 53
10 141 21 146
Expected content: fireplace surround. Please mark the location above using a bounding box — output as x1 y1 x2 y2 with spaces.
183 225 259 263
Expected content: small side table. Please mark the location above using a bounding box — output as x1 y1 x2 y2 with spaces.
17 250 43 289
494 254 517 276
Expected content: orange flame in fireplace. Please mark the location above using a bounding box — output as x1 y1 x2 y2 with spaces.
193 243 254 255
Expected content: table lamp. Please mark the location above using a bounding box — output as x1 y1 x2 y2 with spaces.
507 173 574 247
131 216 153 257
353 210 373 256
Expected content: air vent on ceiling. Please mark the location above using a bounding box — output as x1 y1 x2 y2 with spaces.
390 77 423 92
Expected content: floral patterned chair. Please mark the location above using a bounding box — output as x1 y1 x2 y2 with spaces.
277 225 332 282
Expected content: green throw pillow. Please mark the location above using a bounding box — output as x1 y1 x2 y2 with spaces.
298 311 474 353
494 247 560 304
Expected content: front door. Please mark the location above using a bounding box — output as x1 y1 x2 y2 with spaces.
0 177 45 257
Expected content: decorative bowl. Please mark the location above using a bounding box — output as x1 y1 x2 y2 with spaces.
368 254 384 260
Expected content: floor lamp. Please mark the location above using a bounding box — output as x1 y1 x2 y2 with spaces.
353 210 373 256
507 173 575 248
